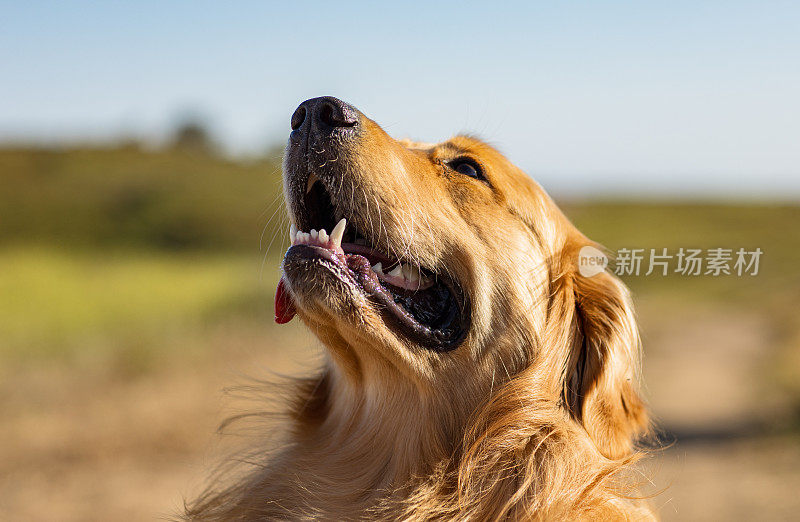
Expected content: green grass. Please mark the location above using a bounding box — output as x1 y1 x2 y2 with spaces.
0 246 283 366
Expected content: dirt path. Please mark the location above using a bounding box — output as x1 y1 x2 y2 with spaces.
0 323 319 522
639 299 800 521
649 437 800 521
640 300 781 430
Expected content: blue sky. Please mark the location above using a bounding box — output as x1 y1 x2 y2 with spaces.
1 1 798 197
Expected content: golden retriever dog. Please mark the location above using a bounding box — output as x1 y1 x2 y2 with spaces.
186 97 652 520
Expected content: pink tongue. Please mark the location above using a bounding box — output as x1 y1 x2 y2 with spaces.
274 277 296 324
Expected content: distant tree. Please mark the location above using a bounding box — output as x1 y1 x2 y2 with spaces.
169 118 217 155
117 137 144 152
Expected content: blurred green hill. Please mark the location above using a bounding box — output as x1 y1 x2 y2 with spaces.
0 143 285 250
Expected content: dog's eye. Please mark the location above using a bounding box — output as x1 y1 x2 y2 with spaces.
449 158 484 180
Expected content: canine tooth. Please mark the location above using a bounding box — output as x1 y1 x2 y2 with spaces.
371 262 383 274
388 265 403 278
330 218 346 248
290 224 298 243
318 229 328 243
310 229 318 240
306 173 319 194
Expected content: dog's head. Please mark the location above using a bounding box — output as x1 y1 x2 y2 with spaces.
278 97 647 458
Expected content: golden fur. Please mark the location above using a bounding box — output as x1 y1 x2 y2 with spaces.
186 108 653 520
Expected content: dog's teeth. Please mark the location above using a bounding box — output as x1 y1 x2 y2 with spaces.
318 229 328 243
330 218 346 249
290 224 298 244
403 265 420 283
306 173 319 194
310 229 318 240
374 261 433 290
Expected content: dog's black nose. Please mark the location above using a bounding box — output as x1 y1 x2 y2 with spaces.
290 96 359 143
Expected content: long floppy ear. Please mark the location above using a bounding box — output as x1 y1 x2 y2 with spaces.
563 260 649 459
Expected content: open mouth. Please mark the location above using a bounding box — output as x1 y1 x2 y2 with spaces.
277 174 468 351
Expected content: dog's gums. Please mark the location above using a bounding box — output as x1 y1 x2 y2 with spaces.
276 217 467 351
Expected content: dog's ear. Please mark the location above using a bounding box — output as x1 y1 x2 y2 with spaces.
562 261 649 459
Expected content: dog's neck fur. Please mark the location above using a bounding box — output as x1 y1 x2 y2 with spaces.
288 358 468 497
188 344 651 521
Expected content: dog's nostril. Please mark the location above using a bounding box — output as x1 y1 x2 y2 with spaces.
318 100 358 128
290 106 306 131
319 103 335 127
